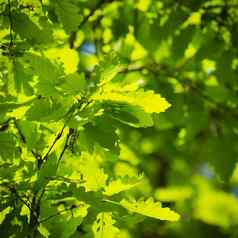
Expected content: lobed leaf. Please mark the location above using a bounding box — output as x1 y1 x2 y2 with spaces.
120 198 180 221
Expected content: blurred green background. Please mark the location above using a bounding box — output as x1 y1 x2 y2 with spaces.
76 0 238 237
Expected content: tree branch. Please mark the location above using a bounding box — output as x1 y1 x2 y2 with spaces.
42 125 66 163
69 0 108 48
3 184 38 220
56 128 74 169
39 204 82 223
0 117 12 131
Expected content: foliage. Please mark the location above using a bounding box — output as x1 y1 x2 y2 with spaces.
0 0 238 238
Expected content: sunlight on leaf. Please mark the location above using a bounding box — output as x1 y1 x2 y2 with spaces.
120 198 180 221
93 212 120 238
0 207 12 224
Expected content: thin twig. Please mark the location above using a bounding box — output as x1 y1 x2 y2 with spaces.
42 125 66 162
39 205 82 223
4 184 37 219
41 103 77 163
56 128 74 169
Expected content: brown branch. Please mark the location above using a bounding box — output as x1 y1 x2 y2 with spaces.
56 128 74 169
42 125 66 162
41 102 78 165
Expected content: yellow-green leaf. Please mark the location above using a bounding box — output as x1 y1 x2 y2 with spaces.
38 223 50 238
76 151 108 192
120 198 180 221
104 175 143 196
20 204 31 223
92 212 120 238
0 206 13 224
93 89 171 114
155 186 193 202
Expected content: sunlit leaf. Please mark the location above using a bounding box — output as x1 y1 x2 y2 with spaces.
0 207 12 224
120 198 180 221
92 212 120 238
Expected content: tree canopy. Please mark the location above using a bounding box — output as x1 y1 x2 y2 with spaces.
1 0 238 238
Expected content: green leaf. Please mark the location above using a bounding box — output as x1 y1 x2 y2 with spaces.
20 204 31 224
38 223 50 238
53 0 82 33
13 61 33 95
93 87 171 120
202 135 238 181
0 133 17 159
92 212 120 238
155 186 193 202
25 97 73 122
59 73 86 95
0 102 24 115
39 201 89 238
17 120 39 150
27 55 62 96
12 13 52 43
0 206 13 224
60 218 83 238
34 153 58 193
78 116 119 153
75 150 108 192
120 198 180 221
96 54 122 86
103 102 154 128
194 178 238 228
104 175 143 196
